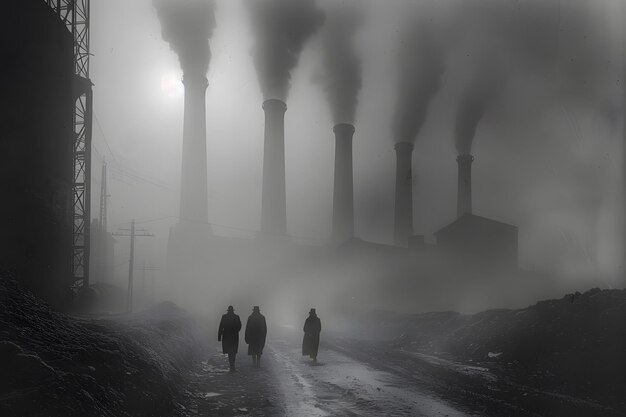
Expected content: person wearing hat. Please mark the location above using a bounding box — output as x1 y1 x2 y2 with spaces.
218 305 242 372
302 308 321 363
244 306 267 367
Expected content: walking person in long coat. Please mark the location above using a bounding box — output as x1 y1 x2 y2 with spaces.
218 305 242 372
302 308 321 363
245 306 267 367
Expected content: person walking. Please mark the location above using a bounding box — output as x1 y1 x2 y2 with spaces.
244 306 267 367
302 308 321 363
218 305 242 372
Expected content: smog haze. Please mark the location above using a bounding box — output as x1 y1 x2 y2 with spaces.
88 0 624 317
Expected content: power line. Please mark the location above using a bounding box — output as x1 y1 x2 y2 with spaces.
93 111 120 167
108 157 173 188
108 166 174 191
93 111 174 191
92 143 105 162
110 173 135 187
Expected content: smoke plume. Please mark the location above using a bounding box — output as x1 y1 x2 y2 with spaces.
153 0 217 77
454 46 506 155
450 0 618 154
316 1 363 124
392 12 444 144
247 0 325 100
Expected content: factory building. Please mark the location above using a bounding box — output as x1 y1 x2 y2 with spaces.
435 214 518 271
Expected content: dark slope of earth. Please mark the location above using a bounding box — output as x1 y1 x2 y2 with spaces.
355 288 626 411
0 272 206 417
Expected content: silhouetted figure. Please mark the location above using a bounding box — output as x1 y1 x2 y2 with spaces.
218 305 242 372
245 306 267 367
302 308 321 363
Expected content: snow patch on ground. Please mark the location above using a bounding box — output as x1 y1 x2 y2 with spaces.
405 351 497 382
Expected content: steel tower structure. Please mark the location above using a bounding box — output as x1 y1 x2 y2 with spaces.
46 0 92 290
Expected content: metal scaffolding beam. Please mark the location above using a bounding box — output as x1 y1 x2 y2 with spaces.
46 0 92 290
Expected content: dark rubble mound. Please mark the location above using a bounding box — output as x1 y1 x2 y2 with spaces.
0 272 205 417
393 288 626 401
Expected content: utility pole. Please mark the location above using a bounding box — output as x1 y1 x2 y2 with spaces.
99 160 109 232
113 219 154 313
128 220 135 312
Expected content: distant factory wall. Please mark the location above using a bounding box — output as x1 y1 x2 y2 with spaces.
0 0 74 307
435 214 518 270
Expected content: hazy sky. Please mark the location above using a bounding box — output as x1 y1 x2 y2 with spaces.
90 0 624 291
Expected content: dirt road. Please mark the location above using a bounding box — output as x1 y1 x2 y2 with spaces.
183 329 470 416
181 324 621 416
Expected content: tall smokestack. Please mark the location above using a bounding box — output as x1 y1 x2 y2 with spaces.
457 154 474 218
153 0 216 228
180 74 209 226
394 142 414 247
332 123 355 242
261 99 288 236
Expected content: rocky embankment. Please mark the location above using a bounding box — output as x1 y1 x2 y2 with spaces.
0 272 206 417
362 288 626 408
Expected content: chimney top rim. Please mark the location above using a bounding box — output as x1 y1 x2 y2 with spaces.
394 141 414 151
456 154 475 162
333 123 355 133
182 74 208 87
263 98 287 111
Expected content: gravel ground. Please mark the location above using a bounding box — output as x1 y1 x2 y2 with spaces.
181 327 468 417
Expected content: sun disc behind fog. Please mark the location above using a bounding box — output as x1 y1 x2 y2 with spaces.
160 73 184 98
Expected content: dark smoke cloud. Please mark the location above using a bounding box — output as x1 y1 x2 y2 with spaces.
153 0 217 76
316 1 364 124
392 10 444 144
448 0 620 154
247 0 325 100
454 45 506 155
